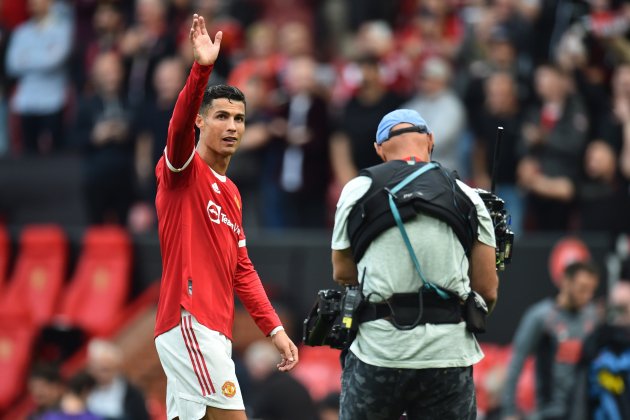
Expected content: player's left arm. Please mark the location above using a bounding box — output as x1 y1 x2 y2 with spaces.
234 246 298 371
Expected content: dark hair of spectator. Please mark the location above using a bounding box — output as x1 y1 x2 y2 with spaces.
564 260 600 280
29 363 62 383
66 371 97 396
200 85 246 116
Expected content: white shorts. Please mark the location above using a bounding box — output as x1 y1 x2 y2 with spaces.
155 309 245 420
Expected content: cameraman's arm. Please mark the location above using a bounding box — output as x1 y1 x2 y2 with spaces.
332 249 358 286
470 240 499 313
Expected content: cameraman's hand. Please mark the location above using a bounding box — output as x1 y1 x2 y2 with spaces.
271 329 299 372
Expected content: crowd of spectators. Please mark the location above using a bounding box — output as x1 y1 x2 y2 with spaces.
2 0 630 236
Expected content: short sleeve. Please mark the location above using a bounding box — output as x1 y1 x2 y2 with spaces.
331 176 372 250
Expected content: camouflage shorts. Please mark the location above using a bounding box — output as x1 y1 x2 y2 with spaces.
339 351 476 420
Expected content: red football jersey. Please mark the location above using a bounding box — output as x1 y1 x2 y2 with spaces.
154 62 281 340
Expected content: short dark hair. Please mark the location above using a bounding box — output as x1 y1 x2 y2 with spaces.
66 370 96 396
564 260 600 280
29 363 62 383
199 84 246 115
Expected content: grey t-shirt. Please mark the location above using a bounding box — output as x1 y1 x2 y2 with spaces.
332 173 496 369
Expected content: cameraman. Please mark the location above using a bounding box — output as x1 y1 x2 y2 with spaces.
331 109 498 420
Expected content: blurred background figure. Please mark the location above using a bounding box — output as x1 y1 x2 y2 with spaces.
316 391 340 420
517 63 589 232
570 280 630 420
470 71 525 235
244 339 318 420
403 56 468 175
261 54 331 229
329 53 406 189
119 0 176 107
73 51 135 226
74 0 126 93
130 55 187 233
5 0 73 154
27 363 65 420
42 371 101 420
501 261 601 420
85 339 150 420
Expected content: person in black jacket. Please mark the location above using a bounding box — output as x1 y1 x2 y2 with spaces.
569 280 630 420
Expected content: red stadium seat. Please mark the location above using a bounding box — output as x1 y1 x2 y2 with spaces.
56 226 133 336
0 225 68 327
0 317 37 411
291 345 342 401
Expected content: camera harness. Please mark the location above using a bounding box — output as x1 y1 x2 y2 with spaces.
347 159 478 330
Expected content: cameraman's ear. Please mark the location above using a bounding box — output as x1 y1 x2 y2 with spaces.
374 142 386 162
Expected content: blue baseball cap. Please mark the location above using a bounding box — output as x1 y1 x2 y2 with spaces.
376 109 431 145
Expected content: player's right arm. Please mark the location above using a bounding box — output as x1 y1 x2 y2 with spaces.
162 14 222 185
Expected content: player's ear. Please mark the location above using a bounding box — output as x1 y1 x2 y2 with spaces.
195 114 204 129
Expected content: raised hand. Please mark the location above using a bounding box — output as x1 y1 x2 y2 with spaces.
189 14 222 66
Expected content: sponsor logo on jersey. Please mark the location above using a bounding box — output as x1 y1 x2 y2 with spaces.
207 200 241 235
207 201 222 224
212 182 221 194
221 381 236 398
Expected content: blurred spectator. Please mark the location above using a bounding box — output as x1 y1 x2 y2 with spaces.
569 279 630 420
470 71 525 234
329 54 406 188
42 371 102 420
577 139 630 233
517 63 589 231
490 0 536 62
27 363 64 420
460 23 532 129
0 15 10 156
573 63 630 234
345 0 398 32
351 20 411 96
244 339 318 420
501 261 601 420
76 0 126 93
5 0 73 154
226 74 279 231
395 0 465 68
133 56 186 218
403 56 467 174
119 0 177 106
316 391 340 420
554 1 620 141
261 55 331 229
227 21 282 99
610 64 630 185
73 51 135 225
85 339 150 420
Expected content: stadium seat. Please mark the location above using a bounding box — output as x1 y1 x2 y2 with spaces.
291 345 342 401
0 317 37 411
56 225 133 337
0 225 68 327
